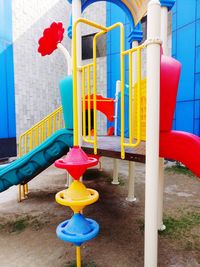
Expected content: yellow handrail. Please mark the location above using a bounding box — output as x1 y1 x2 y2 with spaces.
121 44 144 159
72 18 144 159
18 106 64 157
81 63 95 147
73 18 124 155
72 18 108 147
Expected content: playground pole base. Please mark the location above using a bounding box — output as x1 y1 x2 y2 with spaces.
126 197 137 202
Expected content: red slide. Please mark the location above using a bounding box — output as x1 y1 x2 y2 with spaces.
160 131 200 177
159 54 200 178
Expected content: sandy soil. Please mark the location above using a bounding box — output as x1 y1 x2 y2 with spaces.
0 158 199 267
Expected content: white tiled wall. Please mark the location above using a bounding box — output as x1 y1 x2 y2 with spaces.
13 0 107 139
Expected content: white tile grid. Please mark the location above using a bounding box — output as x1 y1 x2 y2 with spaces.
13 0 107 139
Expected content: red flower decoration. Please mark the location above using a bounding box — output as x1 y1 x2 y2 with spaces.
38 22 65 56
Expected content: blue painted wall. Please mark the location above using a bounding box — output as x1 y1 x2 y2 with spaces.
0 0 16 158
106 2 132 132
172 0 200 136
107 1 200 137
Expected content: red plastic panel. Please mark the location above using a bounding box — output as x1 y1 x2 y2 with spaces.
84 95 115 122
160 55 181 131
160 131 200 178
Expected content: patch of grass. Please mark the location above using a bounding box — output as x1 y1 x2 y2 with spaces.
160 212 200 238
159 212 200 252
30 218 49 231
119 179 125 186
66 260 98 267
165 163 195 177
0 215 49 233
10 218 28 232
137 211 200 253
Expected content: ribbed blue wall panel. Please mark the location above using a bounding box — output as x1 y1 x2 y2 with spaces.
172 0 200 136
107 1 199 137
106 2 131 131
0 0 16 157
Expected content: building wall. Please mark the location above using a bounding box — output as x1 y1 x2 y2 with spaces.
12 0 107 139
12 0 72 139
82 2 107 134
172 0 200 136
106 2 173 135
0 0 16 158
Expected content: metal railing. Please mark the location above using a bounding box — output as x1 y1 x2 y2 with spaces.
72 18 145 159
18 106 64 157
121 44 144 158
73 18 125 155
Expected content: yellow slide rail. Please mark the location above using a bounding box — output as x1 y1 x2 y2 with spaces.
18 106 64 201
18 106 64 157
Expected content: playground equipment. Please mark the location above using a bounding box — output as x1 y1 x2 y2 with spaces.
55 146 99 266
0 0 200 266
0 129 73 196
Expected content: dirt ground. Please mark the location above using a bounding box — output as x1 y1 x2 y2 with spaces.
0 157 199 267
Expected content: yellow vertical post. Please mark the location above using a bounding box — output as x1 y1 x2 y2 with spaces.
35 127 39 146
29 132 33 151
53 116 56 132
93 34 100 154
129 51 133 144
24 183 28 195
25 135 28 154
58 112 61 129
87 65 91 139
82 68 86 139
72 18 108 147
48 119 51 137
72 20 79 146
120 24 125 159
76 246 81 267
137 48 141 141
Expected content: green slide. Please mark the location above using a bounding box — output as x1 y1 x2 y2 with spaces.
0 75 73 193
0 129 73 192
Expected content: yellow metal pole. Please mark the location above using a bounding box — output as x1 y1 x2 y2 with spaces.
72 18 107 147
25 135 28 154
25 183 28 195
120 45 143 149
120 24 125 159
35 127 39 146
76 246 81 267
72 19 78 146
137 48 142 141
72 19 125 150
87 66 91 140
18 185 22 202
82 68 86 139
129 51 133 144
53 116 56 132
93 32 105 154
58 112 61 129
